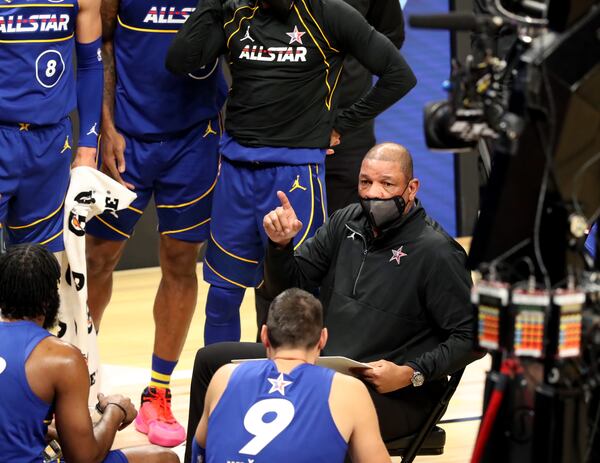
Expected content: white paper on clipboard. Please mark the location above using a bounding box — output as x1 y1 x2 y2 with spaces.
231 356 373 377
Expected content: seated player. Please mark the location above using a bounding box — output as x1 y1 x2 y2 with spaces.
191 288 391 463
0 244 178 463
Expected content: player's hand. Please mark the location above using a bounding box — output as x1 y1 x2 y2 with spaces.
72 147 97 169
101 127 134 190
326 128 341 155
359 360 414 394
97 393 137 430
263 191 303 247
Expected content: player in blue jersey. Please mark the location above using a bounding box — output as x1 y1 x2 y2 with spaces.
0 244 179 463
167 0 417 347
84 0 227 448
191 288 391 463
0 0 104 252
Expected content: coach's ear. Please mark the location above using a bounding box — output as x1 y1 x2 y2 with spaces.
260 325 271 349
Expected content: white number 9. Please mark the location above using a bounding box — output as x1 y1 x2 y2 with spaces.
239 398 295 455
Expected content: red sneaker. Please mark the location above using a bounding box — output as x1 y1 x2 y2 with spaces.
134 386 185 447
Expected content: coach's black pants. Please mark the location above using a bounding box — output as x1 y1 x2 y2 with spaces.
183 342 447 463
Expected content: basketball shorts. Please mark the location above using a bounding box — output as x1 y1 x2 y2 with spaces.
86 118 220 243
0 118 72 252
203 156 327 289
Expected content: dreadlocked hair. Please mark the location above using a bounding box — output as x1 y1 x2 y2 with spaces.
0 244 60 321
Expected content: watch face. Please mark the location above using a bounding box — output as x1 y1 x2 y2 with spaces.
412 372 425 387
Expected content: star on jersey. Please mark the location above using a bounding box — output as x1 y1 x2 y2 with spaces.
86 123 99 137
267 373 293 396
286 25 305 45
389 246 407 265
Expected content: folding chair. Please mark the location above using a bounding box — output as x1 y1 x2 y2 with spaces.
385 368 466 462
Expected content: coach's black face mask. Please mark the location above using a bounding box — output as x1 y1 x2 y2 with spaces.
266 0 294 19
359 182 411 231
359 196 406 230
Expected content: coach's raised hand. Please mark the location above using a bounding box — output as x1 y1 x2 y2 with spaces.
263 191 303 247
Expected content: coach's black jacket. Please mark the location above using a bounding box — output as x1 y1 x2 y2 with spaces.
264 200 477 382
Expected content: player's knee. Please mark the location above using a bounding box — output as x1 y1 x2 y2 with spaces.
85 238 124 276
205 286 243 325
160 236 200 277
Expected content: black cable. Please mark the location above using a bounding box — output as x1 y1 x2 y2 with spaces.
585 396 600 463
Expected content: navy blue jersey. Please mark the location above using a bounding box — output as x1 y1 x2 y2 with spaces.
206 360 347 463
114 0 227 139
0 321 52 463
0 0 78 125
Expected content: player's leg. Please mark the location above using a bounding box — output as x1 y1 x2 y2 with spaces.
203 158 264 345
184 342 267 463
5 119 71 252
134 120 218 447
85 237 127 328
85 132 153 330
0 125 21 247
105 447 179 463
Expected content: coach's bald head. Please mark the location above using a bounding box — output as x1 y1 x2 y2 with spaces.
363 142 413 179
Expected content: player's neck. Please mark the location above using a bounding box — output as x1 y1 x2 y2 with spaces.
271 348 318 372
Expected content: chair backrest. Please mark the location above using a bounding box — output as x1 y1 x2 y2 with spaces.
387 367 466 462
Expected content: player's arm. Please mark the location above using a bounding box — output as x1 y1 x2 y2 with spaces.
72 0 103 169
166 0 227 75
96 0 133 188
366 0 405 48
330 374 391 463
193 364 237 461
51 341 137 463
323 0 416 134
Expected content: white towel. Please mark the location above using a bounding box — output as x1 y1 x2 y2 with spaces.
57 166 136 406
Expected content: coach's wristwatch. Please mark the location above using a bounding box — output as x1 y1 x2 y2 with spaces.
411 370 425 387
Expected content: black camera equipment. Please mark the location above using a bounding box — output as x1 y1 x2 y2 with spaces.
411 1 600 462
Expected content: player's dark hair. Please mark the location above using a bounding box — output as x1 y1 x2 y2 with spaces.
267 288 323 349
0 244 60 329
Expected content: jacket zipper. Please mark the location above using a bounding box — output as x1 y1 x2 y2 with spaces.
345 225 368 296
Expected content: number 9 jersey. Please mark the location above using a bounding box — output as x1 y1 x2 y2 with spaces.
0 0 78 125
206 360 348 463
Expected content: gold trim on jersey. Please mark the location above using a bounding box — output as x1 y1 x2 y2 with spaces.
128 205 143 214
93 215 131 239
316 166 326 221
8 199 64 229
155 174 217 209
210 231 259 264
117 14 177 34
0 32 74 44
293 5 335 110
204 258 249 289
293 164 315 250
298 0 339 53
38 229 63 246
223 3 256 28
226 5 258 48
0 4 74 7
161 217 210 235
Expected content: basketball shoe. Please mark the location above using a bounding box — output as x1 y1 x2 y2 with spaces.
134 386 185 447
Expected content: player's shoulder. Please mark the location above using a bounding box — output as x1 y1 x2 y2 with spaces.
330 371 370 401
36 335 87 367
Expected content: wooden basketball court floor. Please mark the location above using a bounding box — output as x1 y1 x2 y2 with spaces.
99 263 489 462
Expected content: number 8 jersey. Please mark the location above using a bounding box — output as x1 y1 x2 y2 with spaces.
0 0 78 125
207 360 348 463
